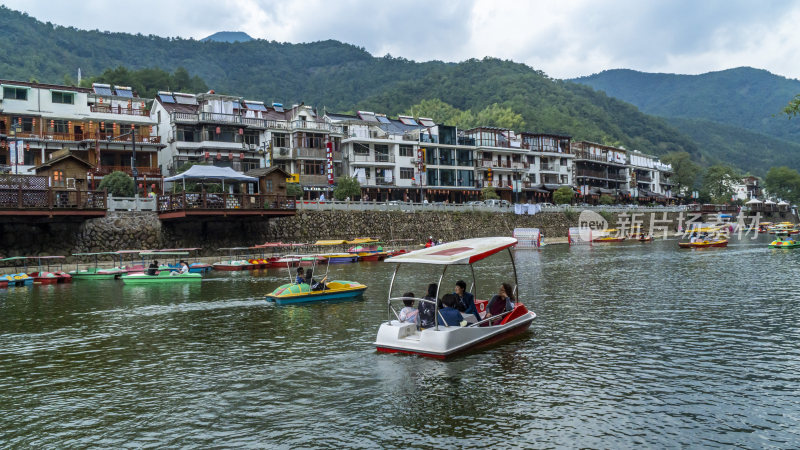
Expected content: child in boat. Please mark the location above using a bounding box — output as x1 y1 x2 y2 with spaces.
398 292 418 324
147 260 159 276
295 267 305 284
437 293 465 327
418 283 438 329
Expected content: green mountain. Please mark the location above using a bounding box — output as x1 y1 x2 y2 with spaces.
0 6 697 161
571 67 800 142
201 31 253 43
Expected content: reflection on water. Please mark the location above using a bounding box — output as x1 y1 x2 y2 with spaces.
1 235 799 447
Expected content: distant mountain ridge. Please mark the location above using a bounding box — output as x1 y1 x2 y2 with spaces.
201 31 253 43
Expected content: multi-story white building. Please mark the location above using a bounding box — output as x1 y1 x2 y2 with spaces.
628 150 673 199
0 79 162 188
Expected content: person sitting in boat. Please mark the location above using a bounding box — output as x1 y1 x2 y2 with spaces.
398 292 418 324
305 269 327 291
295 267 306 284
454 280 480 323
177 261 190 275
437 293 465 327
486 283 515 325
418 283 438 329
147 260 159 276
425 236 434 248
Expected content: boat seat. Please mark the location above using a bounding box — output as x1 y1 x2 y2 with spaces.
390 321 417 339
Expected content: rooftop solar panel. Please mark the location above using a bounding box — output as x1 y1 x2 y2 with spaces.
358 111 378 122
419 118 436 127
92 83 112 96
399 116 419 126
114 86 134 98
244 101 268 112
158 93 176 103
377 116 391 124
174 95 198 105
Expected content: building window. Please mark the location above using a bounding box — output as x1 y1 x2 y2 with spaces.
374 144 389 161
243 131 259 146
53 119 69 134
399 145 414 157
176 126 199 142
400 167 414 179
354 143 369 155
3 87 27 100
273 133 287 148
52 91 75 104
560 158 567 166
52 170 65 187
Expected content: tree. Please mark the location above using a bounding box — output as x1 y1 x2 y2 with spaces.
764 166 800 203
286 183 304 198
553 186 574 205
598 194 614 205
98 171 135 197
661 151 701 197
481 186 499 200
784 94 800 118
701 165 740 204
332 176 360 200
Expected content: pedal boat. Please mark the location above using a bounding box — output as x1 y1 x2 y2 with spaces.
375 237 536 359
678 239 728 248
266 280 367 305
121 271 202 284
769 237 800 248
69 252 127 279
592 229 625 243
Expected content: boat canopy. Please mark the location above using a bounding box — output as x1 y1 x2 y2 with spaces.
156 248 201 252
314 240 347 246
72 252 122 256
385 237 517 265
346 238 379 244
0 256 27 261
140 251 190 256
116 250 149 254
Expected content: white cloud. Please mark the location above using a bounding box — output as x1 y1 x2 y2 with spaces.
3 0 800 79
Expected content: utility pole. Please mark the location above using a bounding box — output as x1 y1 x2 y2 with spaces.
131 126 137 196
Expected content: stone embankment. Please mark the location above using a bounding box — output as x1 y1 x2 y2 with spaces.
0 209 795 257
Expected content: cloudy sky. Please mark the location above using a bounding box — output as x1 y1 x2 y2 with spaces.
4 0 799 79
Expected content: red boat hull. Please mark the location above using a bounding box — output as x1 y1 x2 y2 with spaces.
213 265 243 271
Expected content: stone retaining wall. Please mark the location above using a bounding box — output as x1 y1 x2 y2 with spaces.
0 209 795 257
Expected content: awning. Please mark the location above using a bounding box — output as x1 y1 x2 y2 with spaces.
164 165 257 183
745 198 762 205
385 237 517 265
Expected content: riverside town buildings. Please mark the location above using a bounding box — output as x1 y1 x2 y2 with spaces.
1 78 677 203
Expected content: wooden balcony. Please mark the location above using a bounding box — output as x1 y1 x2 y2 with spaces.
0 187 107 221
157 192 296 220
8 131 160 144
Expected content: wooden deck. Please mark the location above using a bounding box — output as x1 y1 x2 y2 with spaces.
0 187 107 221
157 192 296 220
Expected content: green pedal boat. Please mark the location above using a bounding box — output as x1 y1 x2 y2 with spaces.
121 272 202 284
769 238 800 248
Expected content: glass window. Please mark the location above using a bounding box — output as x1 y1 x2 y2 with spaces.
399 145 414 157
243 131 259 146
439 169 455 186
53 119 69 134
354 143 369 155
400 167 414 179
3 87 27 100
272 133 287 148
52 91 75 104
177 126 199 142
425 148 437 165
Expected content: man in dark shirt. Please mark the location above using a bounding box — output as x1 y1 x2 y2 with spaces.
147 260 159 276
454 280 480 323
437 294 464 327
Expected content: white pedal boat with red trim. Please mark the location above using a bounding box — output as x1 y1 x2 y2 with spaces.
375 237 536 359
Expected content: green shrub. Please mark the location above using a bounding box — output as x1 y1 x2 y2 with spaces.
481 186 500 200
599 194 614 205
286 183 304 197
553 186 574 205
98 171 135 197
333 176 361 200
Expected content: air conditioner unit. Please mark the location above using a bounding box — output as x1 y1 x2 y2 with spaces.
248 143 256 150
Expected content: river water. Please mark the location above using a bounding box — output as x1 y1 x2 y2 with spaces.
1 236 799 447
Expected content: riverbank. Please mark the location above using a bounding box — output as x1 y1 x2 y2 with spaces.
0 209 790 257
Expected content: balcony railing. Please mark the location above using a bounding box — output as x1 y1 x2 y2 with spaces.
290 121 342 133
373 178 396 186
351 153 395 163
96 165 162 177
171 112 199 123
576 169 627 181
575 151 626 164
0 188 107 210
90 105 149 116
157 192 296 212
479 160 513 169
511 162 528 170
5 131 160 144
199 111 242 124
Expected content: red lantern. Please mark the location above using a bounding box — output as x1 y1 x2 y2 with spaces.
204 151 210 159
100 122 105 131
228 152 233 160
239 152 244 160
151 184 156 189
216 153 221 160
138 184 143 188
32 118 36 127
26 143 30 151
17 117 21 125
50 120 55 128
131 124 135 130
215 126 221 135
238 128 243 135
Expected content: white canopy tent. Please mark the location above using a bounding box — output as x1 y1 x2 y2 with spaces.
745 198 762 205
164 165 258 191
